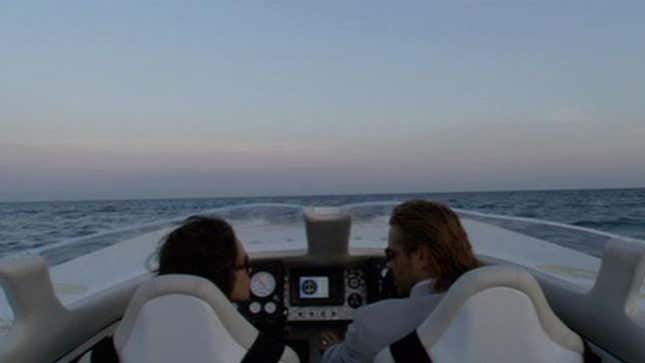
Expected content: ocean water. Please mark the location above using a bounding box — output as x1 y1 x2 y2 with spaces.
1 188 644 264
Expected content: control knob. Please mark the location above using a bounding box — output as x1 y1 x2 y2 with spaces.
347 293 363 309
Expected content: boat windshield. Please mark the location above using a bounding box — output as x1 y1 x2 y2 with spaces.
19 202 610 263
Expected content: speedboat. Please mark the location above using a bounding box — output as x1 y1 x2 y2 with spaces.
0 203 643 362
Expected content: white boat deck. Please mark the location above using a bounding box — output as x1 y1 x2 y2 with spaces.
1 216 643 335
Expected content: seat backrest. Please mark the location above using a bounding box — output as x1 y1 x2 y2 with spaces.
375 265 584 363
114 274 299 363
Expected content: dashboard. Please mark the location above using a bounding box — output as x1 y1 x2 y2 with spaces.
236 257 396 361
237 258 395 325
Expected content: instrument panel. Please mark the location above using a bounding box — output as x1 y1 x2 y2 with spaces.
240 261 285 321
286 267 366 321
239 258 394 324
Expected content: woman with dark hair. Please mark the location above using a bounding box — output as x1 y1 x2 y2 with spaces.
87 216 254 362
158 215 251 301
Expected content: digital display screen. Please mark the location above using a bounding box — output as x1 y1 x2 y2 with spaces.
290 268 344 306
299 276 329 299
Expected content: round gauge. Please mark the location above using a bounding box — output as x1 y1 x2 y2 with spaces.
248 301 262 314
348 277 360 289
264 301 277 314
250 271 276 298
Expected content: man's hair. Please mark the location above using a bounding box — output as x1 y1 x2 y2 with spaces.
389 200 481 292
158 216 238 296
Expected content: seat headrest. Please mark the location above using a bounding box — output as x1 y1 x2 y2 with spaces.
376 265 585 363
114 274 299 363
418 265 584 354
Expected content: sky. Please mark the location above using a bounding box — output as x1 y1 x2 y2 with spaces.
1 1 644 202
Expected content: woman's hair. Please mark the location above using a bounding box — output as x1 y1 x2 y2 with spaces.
158 216 239 296
389 200 481 292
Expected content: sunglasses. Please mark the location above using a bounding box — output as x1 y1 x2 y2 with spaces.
234 254 252 274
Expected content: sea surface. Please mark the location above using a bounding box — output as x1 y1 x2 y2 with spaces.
1 188 644 265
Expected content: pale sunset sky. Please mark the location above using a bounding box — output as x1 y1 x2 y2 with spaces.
1 1 644 201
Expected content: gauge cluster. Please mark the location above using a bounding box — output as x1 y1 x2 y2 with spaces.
286 267 367 321
240 261 285 321
239 258 393 324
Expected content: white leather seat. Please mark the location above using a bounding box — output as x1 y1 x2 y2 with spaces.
113 274 299 363
374 265 584 363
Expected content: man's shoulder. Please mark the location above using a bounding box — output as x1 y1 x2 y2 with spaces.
354 293 443 324
322 294 444 363
354 297 408 319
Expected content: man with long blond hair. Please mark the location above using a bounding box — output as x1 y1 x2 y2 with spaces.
322 200 481 363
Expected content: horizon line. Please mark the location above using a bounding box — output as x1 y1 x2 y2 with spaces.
1 185 644 204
